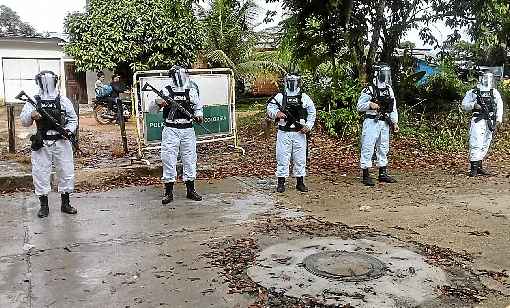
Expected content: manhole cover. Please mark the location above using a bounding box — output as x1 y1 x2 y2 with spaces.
303 251 386 281
248 238 448 307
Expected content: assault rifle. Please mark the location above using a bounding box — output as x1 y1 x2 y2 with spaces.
373 95 395 131
141 82 213 135
474 91 497 132
267 97 306 130
15 91 81 154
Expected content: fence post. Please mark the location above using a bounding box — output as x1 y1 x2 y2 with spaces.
117 98 128 154
7 104 16 153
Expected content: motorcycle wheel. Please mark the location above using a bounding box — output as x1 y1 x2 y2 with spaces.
94 105 115 125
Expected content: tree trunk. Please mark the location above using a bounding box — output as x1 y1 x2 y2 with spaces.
366 0 386 78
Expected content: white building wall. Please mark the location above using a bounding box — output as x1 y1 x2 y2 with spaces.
0 40 69 103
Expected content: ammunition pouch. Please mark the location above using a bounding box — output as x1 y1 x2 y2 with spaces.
30 132 44 151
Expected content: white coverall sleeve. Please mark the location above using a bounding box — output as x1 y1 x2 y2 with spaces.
267 93 283 120
357 87 372 112
494 89 504 123
462 90 477 112
302 93 316 130
60 97 78 134
389 87 398 124
20 102 36 127
190 88 203 117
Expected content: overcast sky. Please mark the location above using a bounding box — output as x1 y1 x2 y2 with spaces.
2 0 86 33
2 0 467 48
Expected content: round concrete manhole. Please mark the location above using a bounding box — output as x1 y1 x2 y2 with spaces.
303 251 386 282
248 238 448 307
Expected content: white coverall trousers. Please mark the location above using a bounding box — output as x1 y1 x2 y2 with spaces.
360 118 390 169
161 127 197 183
276 130 307 178
469 118 493 162
32 140 75 196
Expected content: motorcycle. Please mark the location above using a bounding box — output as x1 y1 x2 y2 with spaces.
93 96 132 125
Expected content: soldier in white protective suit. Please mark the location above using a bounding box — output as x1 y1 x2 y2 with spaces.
357 64 400 186
148 66 203 204
462 72 504 177
267 74 316 193
20 71 78 218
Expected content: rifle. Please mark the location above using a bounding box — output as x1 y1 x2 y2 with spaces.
474 91 497 132
142 82 213 135
15 91 82 154
267 98 305 130
373 95 396 131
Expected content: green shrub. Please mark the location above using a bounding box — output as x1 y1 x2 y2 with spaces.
398 106 469 151
413 61 475 114
319 107 361 139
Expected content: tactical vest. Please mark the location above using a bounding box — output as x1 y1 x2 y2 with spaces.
34 95 65 134
282 92 307 128
475 88 496 113
370 85 393 114
473 88 497 131
162 86 194 121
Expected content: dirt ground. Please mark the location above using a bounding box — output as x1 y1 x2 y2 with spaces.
277 167 510 307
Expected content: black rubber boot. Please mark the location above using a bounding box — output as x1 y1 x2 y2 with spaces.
37 195 49 218
61 193 77 215
162 182 174 205
477 160 492 176
362 169 375 187
185 181 202 201
469 161 479 177
296 177 308 192
378 167 397 183
276 177 286 193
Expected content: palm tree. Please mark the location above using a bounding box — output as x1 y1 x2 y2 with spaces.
197 0 286 84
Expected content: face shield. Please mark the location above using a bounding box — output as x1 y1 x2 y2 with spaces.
479 73 495 91
169 66 190 90
35 71 59 100
284 74 301 96
375 66 392 87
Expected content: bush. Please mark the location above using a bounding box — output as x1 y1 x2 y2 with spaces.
414 61 474 113
319 107 361 139
398 106 469 151
301 62 362 110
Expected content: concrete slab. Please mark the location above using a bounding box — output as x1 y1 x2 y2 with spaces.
248 238 448 307
0 178 275 308
0 255 28 308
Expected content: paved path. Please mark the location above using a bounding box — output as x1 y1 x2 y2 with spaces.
0 178 274 308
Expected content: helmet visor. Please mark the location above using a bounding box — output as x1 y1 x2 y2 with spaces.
35 71 58 99
479 73 494 90
285 75 300 95
377 68 392 85
171 67 189 89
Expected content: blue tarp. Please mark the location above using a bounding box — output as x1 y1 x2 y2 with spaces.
415 59 439 85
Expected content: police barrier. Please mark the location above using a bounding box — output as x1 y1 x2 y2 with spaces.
133 69 244 158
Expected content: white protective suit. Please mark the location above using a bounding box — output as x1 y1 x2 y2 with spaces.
20 96 78 196
148 86 203 183
357 85 398 169
267 93 316 178
462 88 504 162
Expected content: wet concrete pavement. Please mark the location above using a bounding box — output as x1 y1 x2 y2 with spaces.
0 178 273 308
2 172 510 307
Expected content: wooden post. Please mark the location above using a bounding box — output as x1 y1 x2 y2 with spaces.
72 99 80 143
117 98 128 154
7 104 16 153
